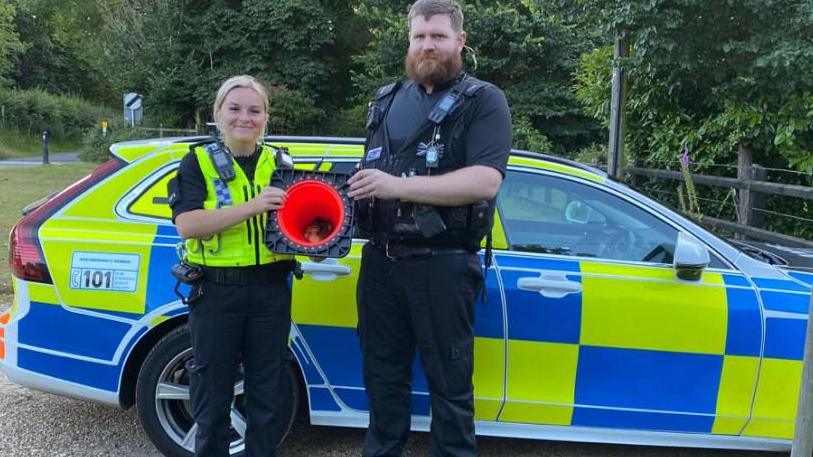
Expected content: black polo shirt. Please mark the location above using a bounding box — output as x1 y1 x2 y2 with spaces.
384 75 511 177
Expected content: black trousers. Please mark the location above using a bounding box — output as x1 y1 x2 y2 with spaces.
357 243 483 457
187 275 291 457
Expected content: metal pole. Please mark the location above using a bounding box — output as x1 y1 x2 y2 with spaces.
41 131 49 165
608 36 628 180
791 293 813 457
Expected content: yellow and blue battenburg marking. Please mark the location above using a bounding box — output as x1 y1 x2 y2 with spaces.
1 137 811 450
491 251 809 438
741 274 810 439
289 242 506 420
787 271 813 288
5 144 192 394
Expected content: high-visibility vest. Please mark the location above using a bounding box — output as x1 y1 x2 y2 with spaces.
185 144 292 266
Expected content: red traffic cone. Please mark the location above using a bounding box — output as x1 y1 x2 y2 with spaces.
265 169 354 258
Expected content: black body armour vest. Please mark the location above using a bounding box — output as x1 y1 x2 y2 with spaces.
356 74 496 250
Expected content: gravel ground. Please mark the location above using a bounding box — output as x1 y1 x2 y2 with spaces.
0 369 784 457
0 293 787 457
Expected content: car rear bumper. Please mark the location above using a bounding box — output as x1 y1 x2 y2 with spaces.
0 278 120 407
1 360 120 406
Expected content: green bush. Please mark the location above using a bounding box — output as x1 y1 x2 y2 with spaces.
513 115 553 153
322 103 367 138
266 87 325 135
0 88 111 142
572 143 609 166
81 123 153 162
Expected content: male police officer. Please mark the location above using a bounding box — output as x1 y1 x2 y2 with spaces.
347 1 512 456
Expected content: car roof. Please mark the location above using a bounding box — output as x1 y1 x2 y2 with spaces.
110 135 606 182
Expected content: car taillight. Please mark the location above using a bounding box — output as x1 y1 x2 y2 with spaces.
8 159 125 284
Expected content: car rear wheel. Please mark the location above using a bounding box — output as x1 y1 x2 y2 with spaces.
136 325 300 456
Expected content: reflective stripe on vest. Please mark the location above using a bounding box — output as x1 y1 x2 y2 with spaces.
185 144 292 267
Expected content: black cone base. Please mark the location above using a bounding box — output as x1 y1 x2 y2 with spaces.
265 168 354 258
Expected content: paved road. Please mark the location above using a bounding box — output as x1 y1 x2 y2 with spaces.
0 370 780 457
0 151 80 167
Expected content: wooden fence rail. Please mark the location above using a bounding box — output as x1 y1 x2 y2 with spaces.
628 167 813 200
134 126 199 138
626 157 813 248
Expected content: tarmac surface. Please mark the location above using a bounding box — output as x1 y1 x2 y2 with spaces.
0 152 81 167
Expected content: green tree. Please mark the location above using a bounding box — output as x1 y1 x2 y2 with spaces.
98 0 368 131
352 0 603 154
0 1 26 87
13 0 111 101
573 0 813 239
574 0 813 173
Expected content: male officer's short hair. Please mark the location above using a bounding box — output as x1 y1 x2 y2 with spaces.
408 0 464 34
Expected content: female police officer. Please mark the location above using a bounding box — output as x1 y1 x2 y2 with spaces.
170 75 293 457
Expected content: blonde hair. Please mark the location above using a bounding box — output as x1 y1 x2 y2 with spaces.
212 75 269 142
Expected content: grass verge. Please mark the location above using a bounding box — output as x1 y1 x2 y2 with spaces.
0 163 96 294
0 131 82 159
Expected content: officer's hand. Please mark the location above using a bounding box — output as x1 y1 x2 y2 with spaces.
348 169 402 200
251 186 287 214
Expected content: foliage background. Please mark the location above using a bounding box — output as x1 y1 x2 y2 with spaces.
0 0 810 237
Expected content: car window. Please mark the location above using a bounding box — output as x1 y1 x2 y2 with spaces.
128 170 176 220
498 171 681 264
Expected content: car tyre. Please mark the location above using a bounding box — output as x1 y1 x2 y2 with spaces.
136 325 300 456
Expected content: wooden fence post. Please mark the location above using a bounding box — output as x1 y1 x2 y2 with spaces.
607 36 628 180
737 146 767 232
791 294 813 457
750 164 766 229
737 145 753 231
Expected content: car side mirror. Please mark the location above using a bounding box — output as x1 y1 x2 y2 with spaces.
673 232 710 281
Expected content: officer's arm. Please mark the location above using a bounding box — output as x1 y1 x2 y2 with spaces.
175 186 286 239
175 205 257 239
348 165 501 206
398 165 501 205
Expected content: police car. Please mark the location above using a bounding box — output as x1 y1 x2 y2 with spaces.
2 136 811 456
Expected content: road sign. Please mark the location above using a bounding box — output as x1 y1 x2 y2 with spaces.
123 92 143 126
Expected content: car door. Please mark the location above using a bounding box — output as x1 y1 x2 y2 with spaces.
289 158 507 422
494 167 762 436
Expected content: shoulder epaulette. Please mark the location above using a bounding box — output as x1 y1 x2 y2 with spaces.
463 81 486 97
375 81 401 100
188 137 217 153
268 145 294 169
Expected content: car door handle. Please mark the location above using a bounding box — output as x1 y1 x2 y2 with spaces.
301 259 352 282
517 273 581 299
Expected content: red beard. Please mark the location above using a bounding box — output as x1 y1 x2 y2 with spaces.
405 50 463 88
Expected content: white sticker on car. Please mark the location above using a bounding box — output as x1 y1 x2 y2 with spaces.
69 251 140 292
